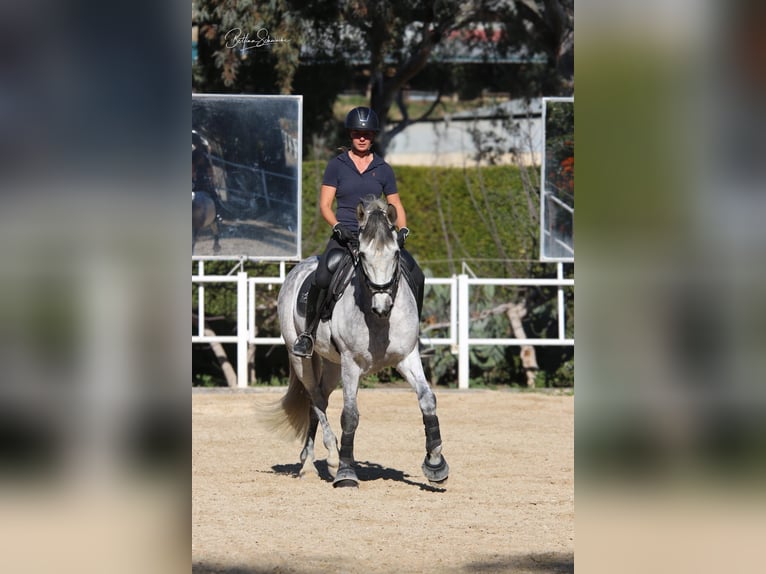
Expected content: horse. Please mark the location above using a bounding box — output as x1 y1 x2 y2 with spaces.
192 191 221 254
274 196 449 488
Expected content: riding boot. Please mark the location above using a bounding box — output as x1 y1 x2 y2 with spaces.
292 283 328 358
415 276 425 320
409 259 434 357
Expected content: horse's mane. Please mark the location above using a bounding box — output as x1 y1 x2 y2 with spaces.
359 196 395 249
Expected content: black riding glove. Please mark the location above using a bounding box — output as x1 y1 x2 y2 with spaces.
333 223 356 246
397 227 410 249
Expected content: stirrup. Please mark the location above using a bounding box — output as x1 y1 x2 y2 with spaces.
292 333 315 358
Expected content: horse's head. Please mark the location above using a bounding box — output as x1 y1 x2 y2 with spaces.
356 196 400 318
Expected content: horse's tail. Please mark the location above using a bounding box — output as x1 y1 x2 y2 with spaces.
262 365 311 441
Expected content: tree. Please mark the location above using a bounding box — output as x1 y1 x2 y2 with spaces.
192 1 573 156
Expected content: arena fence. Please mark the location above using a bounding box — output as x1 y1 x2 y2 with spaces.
193 262 573 389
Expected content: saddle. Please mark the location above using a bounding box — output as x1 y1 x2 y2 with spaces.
296 249 357 320
296 247 420 321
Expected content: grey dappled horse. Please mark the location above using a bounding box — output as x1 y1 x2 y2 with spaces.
275 197 449 488
192 191 220 254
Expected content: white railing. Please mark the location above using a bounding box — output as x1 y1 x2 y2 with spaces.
193 262 573 389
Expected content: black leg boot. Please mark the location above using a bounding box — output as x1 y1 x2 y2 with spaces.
402 251 433 357
292 283 327 358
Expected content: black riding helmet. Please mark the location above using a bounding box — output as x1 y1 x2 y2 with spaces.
344 107 380 132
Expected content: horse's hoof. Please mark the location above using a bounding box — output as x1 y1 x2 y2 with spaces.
332 479 359 488
422 455 449 483
332 466 359 488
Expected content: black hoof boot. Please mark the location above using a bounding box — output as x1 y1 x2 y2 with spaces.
332 466 359 488
422 455 449 484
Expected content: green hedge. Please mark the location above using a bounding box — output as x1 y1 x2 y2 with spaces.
301 161 541 277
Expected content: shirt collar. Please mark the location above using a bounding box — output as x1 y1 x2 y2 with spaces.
339 151 384 170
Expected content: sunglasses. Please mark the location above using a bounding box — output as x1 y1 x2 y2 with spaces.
350 130 375 140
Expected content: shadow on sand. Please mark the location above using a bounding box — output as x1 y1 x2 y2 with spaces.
193 552 573 574
269 459 446 492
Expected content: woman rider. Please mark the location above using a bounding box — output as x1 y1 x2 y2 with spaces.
292 106 425 358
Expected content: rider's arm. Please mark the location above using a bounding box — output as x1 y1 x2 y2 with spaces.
385 193 407 229
320 185 338 228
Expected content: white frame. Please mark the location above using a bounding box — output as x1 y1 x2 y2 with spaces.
192 94 303 262
539 96 574 263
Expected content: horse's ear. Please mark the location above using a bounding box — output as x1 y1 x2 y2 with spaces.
356 202 366 223
386 203 398 225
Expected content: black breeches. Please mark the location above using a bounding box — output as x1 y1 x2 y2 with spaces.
401 248 425 317
400 248 423 287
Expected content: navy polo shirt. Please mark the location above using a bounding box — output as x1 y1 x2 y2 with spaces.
322 152 398 231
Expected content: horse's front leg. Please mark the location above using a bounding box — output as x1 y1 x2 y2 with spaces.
295 354 340 479
334 359 361 488
397 352 450 484
299 407 319 478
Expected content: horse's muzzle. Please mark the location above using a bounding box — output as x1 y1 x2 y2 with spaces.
371 293 393 317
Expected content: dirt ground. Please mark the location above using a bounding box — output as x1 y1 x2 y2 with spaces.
192 388 574 574
193 218 297 258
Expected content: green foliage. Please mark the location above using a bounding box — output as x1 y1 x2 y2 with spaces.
194 373 217 387
303 161 542 276
252 375 288 387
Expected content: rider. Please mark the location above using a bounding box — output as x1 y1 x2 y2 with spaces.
193 140 224 223
292 106 426 358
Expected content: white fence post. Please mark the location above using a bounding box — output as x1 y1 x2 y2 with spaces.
457 273 470 389
237 271 249 388
557 262 566 340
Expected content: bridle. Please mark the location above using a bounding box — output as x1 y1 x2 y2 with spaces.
356 219 401 302
362 250 400 300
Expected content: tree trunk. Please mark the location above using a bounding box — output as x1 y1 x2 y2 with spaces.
506 303 539 388
204 327 238 387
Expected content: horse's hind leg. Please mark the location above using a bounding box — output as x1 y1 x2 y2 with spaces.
397 352 450 484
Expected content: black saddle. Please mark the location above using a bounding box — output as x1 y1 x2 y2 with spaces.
296 249 357 320
296 247 420 320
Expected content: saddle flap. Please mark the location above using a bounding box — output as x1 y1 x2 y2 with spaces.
296 271 315 318
324 251 357 320
296 252 357 321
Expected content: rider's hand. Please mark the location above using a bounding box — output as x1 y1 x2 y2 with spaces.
333 223 355 246
397 227 410 249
